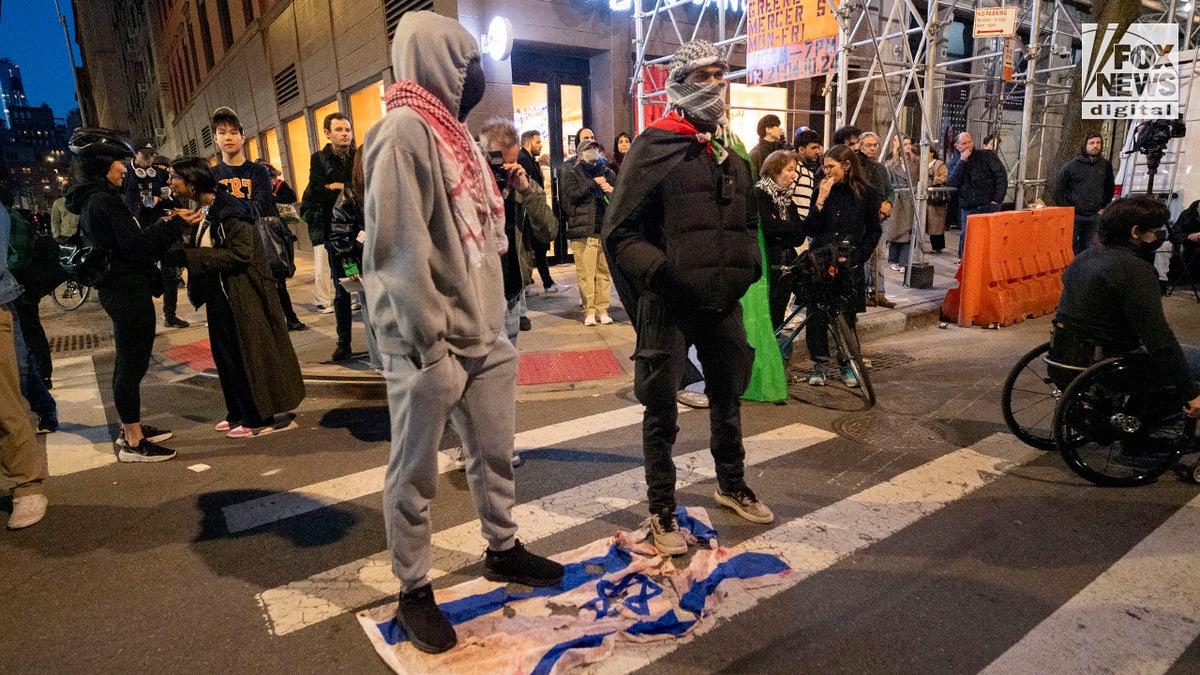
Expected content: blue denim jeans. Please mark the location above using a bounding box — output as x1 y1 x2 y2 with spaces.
959 203 1002 258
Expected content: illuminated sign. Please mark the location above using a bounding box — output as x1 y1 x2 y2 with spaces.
481 16 514 61
606 0 743 12
746 0 838 84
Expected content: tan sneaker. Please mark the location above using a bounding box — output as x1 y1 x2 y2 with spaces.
714 488 775 524
649 510 688 556
8 493 48 529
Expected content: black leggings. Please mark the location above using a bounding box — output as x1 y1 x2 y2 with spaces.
98 279 157 424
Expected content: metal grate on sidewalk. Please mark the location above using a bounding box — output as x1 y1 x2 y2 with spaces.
517 349 625 385
50 333 111 353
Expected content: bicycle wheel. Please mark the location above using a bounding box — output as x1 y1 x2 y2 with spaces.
1000 341 1059 451
833 314 875 407
1054 358 1195 487
51 280 89 311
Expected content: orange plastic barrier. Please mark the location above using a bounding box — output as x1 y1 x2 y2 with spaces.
941 207 1074 327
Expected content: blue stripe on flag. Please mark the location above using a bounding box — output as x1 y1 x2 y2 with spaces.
531 632 615 675
678 552 791 613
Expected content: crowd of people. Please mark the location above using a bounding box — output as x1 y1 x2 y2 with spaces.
5 10 1199 662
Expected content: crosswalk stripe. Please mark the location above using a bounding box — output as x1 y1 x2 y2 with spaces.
255 421 836 636
584 433 1043 674
980 492 1200 675
223 403 670 533
44 355 117 476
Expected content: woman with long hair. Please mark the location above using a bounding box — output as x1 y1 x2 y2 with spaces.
64 130 191 461
161 157 304 438
926 147 950 253
805 144 884 387
612 132 632 174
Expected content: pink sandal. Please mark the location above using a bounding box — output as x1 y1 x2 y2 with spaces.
214 421 232 433
226 425 253 439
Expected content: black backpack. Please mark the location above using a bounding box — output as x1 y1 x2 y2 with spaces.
251 202 297 279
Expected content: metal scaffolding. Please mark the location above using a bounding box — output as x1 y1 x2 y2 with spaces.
630 0 1200 284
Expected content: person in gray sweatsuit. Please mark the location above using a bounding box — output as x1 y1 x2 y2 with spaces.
361 11 563 655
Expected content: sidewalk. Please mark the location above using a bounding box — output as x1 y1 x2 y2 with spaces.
153 236 964 399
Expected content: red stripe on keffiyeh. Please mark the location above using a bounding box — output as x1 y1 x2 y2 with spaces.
385 81 507 266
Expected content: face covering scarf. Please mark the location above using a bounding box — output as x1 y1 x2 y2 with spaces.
665 80 728 128
385 80 507 268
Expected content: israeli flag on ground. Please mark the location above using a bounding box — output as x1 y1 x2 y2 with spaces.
357 507 791 674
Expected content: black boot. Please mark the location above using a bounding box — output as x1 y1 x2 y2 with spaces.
483 539 564 587
396 583 457 654
331 340 352 361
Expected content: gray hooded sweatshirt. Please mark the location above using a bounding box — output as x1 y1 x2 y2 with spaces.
362 12 506 367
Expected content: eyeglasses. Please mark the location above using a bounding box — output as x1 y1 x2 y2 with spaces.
168 174 182 181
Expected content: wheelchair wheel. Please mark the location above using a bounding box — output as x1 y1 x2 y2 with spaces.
1054 358 1196 487
1000 341 1059 451
51 280 90 311
833 314 875 407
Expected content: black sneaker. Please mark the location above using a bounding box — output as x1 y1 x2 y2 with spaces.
164 316 190 328
115 437 176 463
331 341 352 361
396 583 457 654
287 319 307 331
140 424 173 443
519 316 532 331
36 413 59 434
483 539 564 588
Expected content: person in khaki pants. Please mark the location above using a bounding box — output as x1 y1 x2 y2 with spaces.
0 206 48 529
560 139 615 325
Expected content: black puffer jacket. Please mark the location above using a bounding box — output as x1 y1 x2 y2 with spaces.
604 128 761 316
65 180 189 294
561 160 615 239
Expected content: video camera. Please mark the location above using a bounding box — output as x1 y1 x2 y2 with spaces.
488 150 508 192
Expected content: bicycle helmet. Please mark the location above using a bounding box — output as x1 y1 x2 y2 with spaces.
68 128 134 160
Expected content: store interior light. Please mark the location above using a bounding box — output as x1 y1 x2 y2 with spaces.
481 16 514 61
609 0 633 10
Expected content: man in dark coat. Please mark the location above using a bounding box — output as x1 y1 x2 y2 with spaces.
948 131 1008 260
749 114 789 174
302 112 357 360
604 40 773 559
517 129 566 297
1055 133 1115 254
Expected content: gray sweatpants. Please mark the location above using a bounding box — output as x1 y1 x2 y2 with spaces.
380 335 520 591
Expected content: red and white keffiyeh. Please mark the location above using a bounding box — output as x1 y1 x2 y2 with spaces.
385 81 507 267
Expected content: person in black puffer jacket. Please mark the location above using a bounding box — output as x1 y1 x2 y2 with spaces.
561 139 616 325
64 129 191 463
604 40 772 559
804 144 884 388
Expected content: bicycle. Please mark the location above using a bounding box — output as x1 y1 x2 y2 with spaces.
51 243 92 311
774 242 876 407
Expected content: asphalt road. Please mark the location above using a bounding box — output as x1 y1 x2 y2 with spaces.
3 293 1200 674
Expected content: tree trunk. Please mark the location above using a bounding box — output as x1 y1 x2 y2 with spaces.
1045 0 1144 204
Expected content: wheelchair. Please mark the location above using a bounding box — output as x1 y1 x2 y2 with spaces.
1002 322 1198 487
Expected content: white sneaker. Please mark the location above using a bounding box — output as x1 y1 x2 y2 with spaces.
584 314 597 326
8 494 47 529
315 305 335 314
598 313 613 325
545 283 571 294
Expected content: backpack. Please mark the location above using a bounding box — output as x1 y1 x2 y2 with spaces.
60 243 112 288
251 202 297 279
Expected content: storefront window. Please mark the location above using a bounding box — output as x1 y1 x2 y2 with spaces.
560 84 584 157
247 137 258 161
514 82 550 144
265 127 281 165
349 82 386 137
313 99 340 144
728 83 789 149
286 115 310 192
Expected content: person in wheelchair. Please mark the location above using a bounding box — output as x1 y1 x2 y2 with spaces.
1054 194 1200 421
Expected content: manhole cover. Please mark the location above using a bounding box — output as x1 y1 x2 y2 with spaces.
834 413 955 449
50 333 111 353
862 352 916 372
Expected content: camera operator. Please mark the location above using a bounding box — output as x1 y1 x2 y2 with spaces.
1056 195 1200 419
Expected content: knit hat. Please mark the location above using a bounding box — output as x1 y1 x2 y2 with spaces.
668 40 727 83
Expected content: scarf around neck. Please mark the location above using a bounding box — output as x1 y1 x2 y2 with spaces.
384 81 507 267
755 176 794 220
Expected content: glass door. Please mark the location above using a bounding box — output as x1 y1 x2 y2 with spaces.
512 51 591 264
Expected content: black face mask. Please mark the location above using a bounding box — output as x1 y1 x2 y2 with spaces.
459 58 485 122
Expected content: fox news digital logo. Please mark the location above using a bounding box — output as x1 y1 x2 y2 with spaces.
1082 23 1179 119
